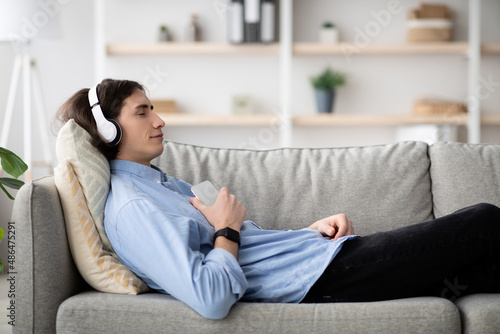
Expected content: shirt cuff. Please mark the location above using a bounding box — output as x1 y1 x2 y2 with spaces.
206 248 248 298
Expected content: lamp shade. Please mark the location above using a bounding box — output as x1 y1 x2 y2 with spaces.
0 0 61 43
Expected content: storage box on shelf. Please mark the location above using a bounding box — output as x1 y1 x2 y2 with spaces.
406 3 454 43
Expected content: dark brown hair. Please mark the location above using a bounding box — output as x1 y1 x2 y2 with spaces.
54 78 145 160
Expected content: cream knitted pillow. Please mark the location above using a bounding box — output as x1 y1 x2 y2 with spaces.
54 120 148 294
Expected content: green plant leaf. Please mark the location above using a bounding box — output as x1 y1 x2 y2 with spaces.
310 68 346 89
0 177 24 190
0 229 5 274
0 147 28 179
0 183 15 200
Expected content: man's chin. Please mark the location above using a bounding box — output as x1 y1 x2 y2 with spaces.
153 147 164 159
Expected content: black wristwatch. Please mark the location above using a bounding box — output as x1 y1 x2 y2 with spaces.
214 227 240 246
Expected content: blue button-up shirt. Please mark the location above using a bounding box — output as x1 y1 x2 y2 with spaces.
105 159 356 319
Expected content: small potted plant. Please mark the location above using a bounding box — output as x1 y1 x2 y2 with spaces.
158 25 170 42
319 21 339 44
310 68 345 113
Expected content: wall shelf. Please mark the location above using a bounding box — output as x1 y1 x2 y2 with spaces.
107 42 280 55
292 114 469 126
159 113 279 126
482 43 500 54
156 113 500 127
481 113 500 125
107 42 478 56
293 42 470 56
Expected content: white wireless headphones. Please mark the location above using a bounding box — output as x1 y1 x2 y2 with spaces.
88 84 122 146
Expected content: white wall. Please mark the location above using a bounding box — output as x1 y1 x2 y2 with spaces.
0 0 94 268
1 0 500 262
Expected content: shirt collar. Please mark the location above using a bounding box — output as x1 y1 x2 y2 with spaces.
110 159 168 183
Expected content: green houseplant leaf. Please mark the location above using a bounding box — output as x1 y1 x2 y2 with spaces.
0 147 28 179
0 177 24 189
322 21 335 29
0 183 15 200
0 178 25 200
310 68 346 90
0 227 4 274
0 147 26 274
0 147 28 200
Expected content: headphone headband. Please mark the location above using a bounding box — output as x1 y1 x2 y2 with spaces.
88 84 122 145
88 84 101 109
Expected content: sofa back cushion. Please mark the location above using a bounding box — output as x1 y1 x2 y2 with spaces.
154 141 434 236
430 142 500 218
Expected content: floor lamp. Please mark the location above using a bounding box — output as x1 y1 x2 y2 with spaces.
0 0 60 181
1 42 53 182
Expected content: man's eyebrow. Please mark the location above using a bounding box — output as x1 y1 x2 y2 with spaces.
135 104 152 110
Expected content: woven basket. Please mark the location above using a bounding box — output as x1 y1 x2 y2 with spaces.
413 99 467 117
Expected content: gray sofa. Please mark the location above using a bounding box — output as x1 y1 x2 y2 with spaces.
12 140 500 334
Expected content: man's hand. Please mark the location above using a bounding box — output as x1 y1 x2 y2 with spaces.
190 188 246 259
190 187 246 233
308 214 354 240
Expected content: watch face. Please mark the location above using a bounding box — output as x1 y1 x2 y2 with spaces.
226 228 240 243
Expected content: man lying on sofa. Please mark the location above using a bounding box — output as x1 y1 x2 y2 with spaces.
55 78 500 319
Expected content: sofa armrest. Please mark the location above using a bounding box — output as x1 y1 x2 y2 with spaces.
12 176 86 333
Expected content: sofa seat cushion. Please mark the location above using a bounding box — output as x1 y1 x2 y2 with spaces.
56 291 460 334
456 294 500 334
154 141 434 235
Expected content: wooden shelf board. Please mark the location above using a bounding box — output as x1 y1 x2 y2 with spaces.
106 42 486 56
158 113 478 127
159 113 279 126
482 113 500 125
158 113 500 127
293 42 470 55
107 42 280 55
292 114 469 126
482 43 500 54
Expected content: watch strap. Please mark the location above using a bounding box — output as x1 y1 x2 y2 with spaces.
214 227 241 246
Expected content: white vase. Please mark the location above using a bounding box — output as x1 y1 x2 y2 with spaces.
319 28 339 44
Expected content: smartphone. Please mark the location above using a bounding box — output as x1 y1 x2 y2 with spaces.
191 181 219 206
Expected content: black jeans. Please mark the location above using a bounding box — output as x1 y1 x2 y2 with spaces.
302 203 500 303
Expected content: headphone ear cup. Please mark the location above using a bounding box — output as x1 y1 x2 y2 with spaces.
108 119 122 146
